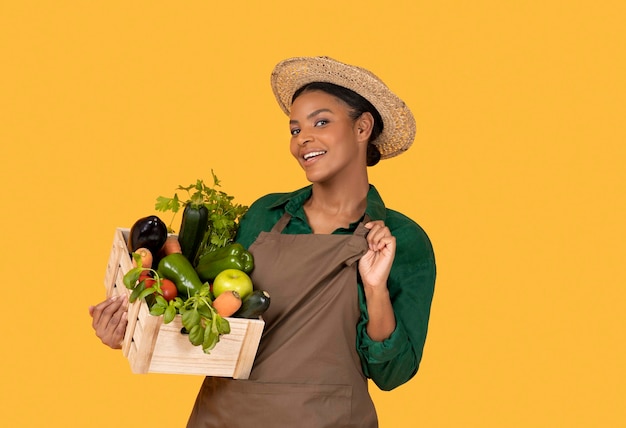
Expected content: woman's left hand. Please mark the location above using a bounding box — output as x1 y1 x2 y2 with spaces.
359 220 396 289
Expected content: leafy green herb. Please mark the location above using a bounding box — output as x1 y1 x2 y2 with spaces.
172 283 230 353
155 170 248 259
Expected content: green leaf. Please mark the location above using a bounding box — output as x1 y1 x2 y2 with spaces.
197 303 213 319
202 324 219 352
216 315 230 335
137 285 157 301
163 304 177 324
155 194 180 212
131 253 143 267
188 324 204 346
197 284 211 298
150 304 165 316
172 297 184 309
123 267 142 289
154 295 168 307
129 281 145 303
181 308 201 330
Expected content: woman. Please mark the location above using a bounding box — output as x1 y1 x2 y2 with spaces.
90 56 436 428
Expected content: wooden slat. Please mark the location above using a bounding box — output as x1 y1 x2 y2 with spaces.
130 309 162 374
232 318 265 379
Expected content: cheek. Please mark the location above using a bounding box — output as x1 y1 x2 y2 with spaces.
289 140 299 158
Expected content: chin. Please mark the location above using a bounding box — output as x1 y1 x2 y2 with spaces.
304 170 336 185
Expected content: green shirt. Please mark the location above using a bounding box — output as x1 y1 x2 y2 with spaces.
235 185 436 391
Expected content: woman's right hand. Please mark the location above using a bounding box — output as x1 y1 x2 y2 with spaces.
89 295 128 349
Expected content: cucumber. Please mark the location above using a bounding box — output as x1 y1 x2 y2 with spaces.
233 290 271 319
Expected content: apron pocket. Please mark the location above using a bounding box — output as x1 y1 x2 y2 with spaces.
191 377 353 428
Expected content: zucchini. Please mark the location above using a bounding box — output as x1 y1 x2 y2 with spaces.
233 290 271 319
177 202 209 265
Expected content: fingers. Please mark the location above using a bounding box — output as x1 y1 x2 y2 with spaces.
90 295 128 349
360 221 397 289
91 295 125 326
109 311 128 349
364 221 396 252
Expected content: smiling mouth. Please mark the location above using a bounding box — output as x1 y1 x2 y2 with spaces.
303 151 327 161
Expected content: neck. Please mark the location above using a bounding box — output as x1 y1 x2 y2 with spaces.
307 172 370 218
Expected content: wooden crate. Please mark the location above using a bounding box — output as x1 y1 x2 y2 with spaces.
103 228 264 379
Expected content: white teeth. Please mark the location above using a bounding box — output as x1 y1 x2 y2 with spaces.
303 151 326 160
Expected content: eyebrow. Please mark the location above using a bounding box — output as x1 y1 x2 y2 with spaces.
289 108 333 124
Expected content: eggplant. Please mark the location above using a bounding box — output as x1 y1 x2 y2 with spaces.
128 215 168 255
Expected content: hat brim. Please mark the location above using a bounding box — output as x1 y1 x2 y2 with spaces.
270 56 416 159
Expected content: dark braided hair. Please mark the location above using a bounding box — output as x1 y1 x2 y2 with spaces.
292 82 383 166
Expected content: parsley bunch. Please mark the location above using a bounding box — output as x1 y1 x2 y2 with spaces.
155 170 249 259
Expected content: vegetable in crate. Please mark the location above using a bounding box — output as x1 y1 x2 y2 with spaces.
128 215 168 256
157 253 205 299
212 290 242 317
196 242 254 282
162 235 182 255
131 248 153 268
154 171 248 261
178 195 209 265
234 290 271 319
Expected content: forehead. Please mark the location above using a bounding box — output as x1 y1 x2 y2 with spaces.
289 90 350 117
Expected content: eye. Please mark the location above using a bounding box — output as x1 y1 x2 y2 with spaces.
315 119 328 127
290 128 300 136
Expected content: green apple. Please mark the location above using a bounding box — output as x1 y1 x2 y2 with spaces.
212 268 253 299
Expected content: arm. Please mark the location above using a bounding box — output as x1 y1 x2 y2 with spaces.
359 220 397 341
356 218 436 391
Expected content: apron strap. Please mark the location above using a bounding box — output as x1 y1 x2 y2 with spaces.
353 214 371 238
344 214 371 266
270 212 293 233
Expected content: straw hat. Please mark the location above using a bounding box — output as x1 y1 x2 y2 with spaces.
270 56 416 159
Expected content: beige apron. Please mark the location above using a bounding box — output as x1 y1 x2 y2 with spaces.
187 213 378 428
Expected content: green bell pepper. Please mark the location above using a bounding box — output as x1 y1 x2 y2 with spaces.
195 242 254 282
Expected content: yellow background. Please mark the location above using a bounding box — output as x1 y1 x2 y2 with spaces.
1 1 625 427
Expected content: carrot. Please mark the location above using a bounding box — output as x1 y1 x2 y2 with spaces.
131 248 153 268
212 290 242 317
162 235 183 255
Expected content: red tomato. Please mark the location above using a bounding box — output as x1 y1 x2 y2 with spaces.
139 272 156 288
160 278 178 302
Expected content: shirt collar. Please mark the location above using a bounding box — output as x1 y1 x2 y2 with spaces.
268 184 387 223
365 185 387 221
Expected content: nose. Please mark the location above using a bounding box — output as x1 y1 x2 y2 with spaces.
296 130 312 147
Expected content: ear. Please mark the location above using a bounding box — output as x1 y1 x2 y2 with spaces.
355 112 374 144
